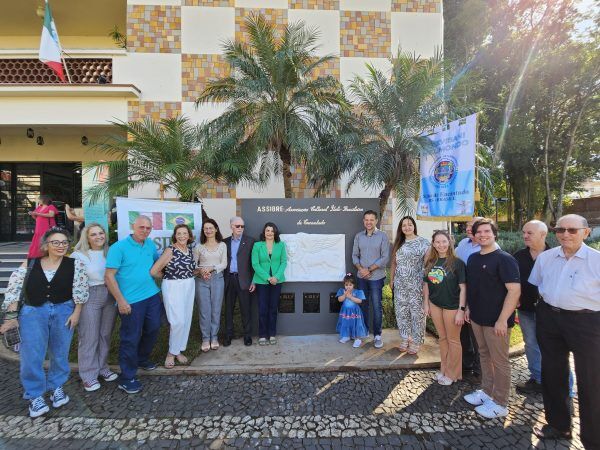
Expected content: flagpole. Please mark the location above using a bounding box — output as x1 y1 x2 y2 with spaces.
60 52 72 83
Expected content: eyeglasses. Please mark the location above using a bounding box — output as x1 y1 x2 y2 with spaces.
48 240 70 247
554 227 586 234
233 225 245 228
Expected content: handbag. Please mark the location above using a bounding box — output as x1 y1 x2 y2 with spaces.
1 259 35 350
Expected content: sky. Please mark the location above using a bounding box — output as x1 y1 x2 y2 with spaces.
575 0 598 36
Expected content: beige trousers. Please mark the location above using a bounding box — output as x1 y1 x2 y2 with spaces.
471 321 512 406
430 304 462 380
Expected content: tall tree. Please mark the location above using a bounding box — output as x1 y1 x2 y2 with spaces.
338 51 455 217
196 14 348 198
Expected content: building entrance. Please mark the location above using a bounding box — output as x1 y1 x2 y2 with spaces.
0 163 81 241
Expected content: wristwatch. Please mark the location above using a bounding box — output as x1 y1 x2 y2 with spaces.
459 306 466 311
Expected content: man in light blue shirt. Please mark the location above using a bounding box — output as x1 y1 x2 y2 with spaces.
105 215 160 394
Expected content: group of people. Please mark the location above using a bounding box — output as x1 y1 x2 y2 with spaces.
0 212 288 416
1 202 598 449
344 210 598 449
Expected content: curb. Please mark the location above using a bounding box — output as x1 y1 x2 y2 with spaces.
0 340 525 376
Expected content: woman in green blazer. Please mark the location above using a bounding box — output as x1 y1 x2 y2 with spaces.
251 222 287 345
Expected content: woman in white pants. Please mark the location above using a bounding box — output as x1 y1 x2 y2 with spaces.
151 224 196 368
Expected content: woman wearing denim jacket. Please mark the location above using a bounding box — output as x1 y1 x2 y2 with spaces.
0 227 88 418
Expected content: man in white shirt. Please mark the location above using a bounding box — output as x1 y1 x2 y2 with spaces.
529 214 600 448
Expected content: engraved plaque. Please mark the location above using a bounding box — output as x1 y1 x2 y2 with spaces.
329 292 341 313
303 292 320 313
279 292 295 314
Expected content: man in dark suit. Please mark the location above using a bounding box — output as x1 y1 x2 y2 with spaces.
223 216 255 347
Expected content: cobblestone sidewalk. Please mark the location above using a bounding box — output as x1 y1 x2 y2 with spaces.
0 356 581 449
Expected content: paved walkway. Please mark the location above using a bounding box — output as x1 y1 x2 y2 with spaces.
0 355 581 449
0 330 524 375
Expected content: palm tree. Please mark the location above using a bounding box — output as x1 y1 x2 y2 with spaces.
85 116 254 204
329 51 452 218
196 13 348 198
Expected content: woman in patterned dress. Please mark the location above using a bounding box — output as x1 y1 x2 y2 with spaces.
151 224 196 368
389 216 430 354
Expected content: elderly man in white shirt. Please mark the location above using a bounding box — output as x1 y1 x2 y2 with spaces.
528 214 600 448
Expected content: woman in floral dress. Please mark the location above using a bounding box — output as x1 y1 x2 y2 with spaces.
389 216 430 354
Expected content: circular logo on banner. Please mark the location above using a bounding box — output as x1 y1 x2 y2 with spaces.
431 157 458 185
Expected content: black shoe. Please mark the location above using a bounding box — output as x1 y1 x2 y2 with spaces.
533 425 572 441
462 370 481 384
517 378 543 394
223 337 232 347
244 336 252 346
138 361 157 371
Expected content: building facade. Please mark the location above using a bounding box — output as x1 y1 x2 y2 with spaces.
0 0 443 241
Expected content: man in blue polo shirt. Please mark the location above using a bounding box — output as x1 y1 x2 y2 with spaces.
105 215 160 394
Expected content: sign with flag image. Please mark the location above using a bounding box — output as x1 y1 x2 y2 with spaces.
417 114 477 220
39 0 66 82
116 197 203 253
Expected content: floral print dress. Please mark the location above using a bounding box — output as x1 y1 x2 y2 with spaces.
393 236 430 344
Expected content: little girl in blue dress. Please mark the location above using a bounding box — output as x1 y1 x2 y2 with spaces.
336 273 368 348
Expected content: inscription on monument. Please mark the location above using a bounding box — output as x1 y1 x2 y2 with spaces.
279 293 295 314
329 292 341 314
303 293 320 313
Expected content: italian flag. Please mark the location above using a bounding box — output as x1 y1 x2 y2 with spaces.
39 0 66 82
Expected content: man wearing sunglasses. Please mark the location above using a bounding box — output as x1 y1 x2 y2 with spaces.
529 214 600 448
223 216 255 347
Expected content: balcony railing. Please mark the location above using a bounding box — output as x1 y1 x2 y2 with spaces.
0 58 112 84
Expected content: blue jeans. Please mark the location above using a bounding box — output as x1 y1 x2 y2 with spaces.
119 294 162 381
256 283 282 339
19 300 75 399
519 309 575 396
357 277 385 336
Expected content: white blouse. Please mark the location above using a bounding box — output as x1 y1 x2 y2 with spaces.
71 250 107 287
193 242 227 273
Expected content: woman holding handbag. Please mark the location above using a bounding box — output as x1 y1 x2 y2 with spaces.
0 227 88 418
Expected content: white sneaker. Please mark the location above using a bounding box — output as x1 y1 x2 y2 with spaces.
475 399 508 419
353 339 362 348
464 389 492 406
339 337 350 343
374 335 383 349
434 371 444 381
438 375 454 386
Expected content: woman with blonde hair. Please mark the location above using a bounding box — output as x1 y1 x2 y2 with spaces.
71 223 118 391
423 230 466 385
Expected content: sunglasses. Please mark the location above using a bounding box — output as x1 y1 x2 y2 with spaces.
233 225 245 228
553 227 586 234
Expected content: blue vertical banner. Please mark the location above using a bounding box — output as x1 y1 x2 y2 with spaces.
82 166 110 233
417 114 477 220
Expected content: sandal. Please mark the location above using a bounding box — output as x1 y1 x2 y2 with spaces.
164 354 175 369
399 339 409 352
407 343 420 355
175 354 189 365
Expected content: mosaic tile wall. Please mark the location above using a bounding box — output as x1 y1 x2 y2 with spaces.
125 0 441 202
392 0 442 13
127 5 181 53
